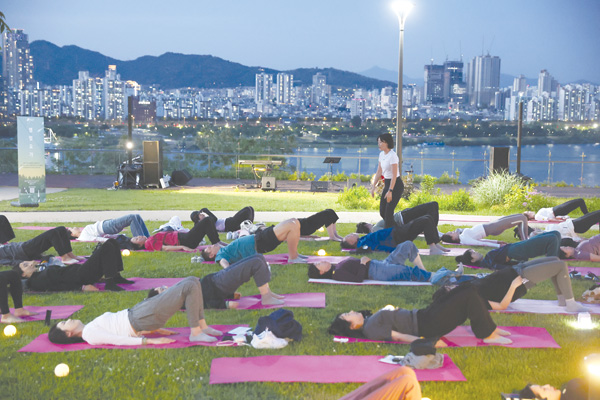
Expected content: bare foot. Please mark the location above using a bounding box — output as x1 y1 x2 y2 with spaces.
82 284 99 292
13 309 38 317
226 301 239 309
1 314 25 323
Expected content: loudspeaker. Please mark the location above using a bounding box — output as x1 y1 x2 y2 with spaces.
490 147 510 172
261 176 276 191
311 181 329 192
118 164 142 189
171 169 192 186
143 141 163 187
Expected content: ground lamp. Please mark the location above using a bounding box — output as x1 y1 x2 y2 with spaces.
4 324 16 337
317 249 326 256
391 0 414 165
584 353 600 399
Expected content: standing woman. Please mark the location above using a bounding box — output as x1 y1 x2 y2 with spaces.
371 133 404 228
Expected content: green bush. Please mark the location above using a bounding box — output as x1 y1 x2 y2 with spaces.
439 188 476 211
336 186 378 210
420 175 437 194
503 183 551 211
288 171 315 181
437 171 460 184
331 172 349 182
349 173 372 183
471 170 524 207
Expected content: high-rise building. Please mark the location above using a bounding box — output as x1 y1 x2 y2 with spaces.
276 73 293 105
424 63 444 104
537 69 558 96
255 72 273 104
72 71 103 120
558 84 587 121
1 29 34 90
513 75 527 94
311 72 329 106
103 65 126 120
466 54 501 108
443 61 465 103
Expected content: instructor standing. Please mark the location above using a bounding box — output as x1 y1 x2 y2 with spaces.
371 133 404 228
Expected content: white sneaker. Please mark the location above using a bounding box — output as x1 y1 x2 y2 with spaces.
251 329 288 349
226 231 233 240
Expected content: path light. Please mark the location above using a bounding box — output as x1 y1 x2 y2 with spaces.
54 363 70 377
317 249 326 256
584 353 600 400
318 227 325 232
121 249 131 257
3 324 16 337
577 312 593 330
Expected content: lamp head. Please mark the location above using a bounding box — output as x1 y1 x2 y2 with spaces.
126 141 133 150
391 1 414 22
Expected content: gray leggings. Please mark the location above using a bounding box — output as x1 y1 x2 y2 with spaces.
515 256 573 299
212 254 271 294
483 214 529 240
128 277 204 331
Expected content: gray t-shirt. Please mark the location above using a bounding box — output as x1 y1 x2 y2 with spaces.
0 242 28 267
362 308 419 341
372 212 404 232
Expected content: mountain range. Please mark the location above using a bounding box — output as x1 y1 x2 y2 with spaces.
30 40 395 90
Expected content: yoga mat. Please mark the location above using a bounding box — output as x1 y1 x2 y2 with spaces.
419 247 466 257
333 326 559 349
500 299 600 315
569 266 600 275
209 354 465 384
441 239 499 248
18 325 248 353
300 235 331 241
234 292 325 309
7 305 83 322
262 254 352 265
16 226 55 231
309 278 431 286
94 277 185 291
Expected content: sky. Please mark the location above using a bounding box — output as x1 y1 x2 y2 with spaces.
3 0 600 84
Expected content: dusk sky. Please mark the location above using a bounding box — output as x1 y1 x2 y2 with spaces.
3 0 599 84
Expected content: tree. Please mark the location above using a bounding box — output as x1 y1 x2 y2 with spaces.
351 115 362 128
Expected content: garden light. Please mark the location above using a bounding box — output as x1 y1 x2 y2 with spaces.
577 312 593 330
3 324 16 337
585 353 600 378
317 249 326 256
121 249 131 257
54 363 70 377
318 227 325 232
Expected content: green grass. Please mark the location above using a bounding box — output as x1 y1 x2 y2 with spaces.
1 206 600 398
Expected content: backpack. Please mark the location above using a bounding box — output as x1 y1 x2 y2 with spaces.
254 308 302 342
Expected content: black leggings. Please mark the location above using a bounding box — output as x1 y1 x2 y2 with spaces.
392 215 439 245
553 198 588 217
380 177 404 229
0 270 23 315
401 202 439 226
298 209 339 236
417 283 496 339
572 210 600 234
0 215 15 243
78 239 124 284
21 226 72 259
178 218 220 248
224 206 255 232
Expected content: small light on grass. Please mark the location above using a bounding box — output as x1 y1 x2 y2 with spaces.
317 249 326 256
3 324 16 337
585 353 600 378
54 363 70 377
318 227 325 232
121 249 131 257
578 312 593 329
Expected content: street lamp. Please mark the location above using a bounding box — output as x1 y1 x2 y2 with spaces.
392 0 414 169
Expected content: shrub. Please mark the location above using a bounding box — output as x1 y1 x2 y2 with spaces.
332 172 349 182
420 175 437 194
437 171 460 185
300 171 315 181
503 183 551 211
439 189 476 211
471 170 524 207
336 186 378 210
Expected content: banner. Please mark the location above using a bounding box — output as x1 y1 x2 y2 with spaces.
17 117 46 205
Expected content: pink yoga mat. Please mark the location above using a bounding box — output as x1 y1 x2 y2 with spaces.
7 305 83 322
209 354 465 384
93 277 185 291
261 254 351 265
16 226 55 230
234 292 325 310
499 299 600 315
419 247 466 257
18 325 248 353
569 266 600 275
334 326 558 348
309 278 431 286
299 235 331 241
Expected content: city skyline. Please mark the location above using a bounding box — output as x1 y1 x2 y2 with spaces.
2 0 599 84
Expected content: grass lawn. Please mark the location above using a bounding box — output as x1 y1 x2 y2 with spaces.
1 217 599 399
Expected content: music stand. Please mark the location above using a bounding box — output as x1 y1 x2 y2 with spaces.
323 157 341 182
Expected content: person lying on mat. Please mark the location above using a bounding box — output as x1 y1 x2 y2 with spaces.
537 210 600 241
309 241 461 284
341 215 449 255
0 215 16 244
438 256 590 313
356 201 441 234
14 239 132 292
455 231 562 270
507 378 588 400
329 282 512 345
201 218 304 266
68 213 150 242
523 198 589 222
0 226 81 267
559 233 600 262
441 214 530 248
0 270 37 323
338 366 422 400
190 206 255 233
148 254 284 307
129 217 223 252
48 276 222 345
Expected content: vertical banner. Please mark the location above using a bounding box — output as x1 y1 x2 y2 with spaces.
16 117 46 205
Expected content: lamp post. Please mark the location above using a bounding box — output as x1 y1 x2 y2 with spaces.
392 1 413 169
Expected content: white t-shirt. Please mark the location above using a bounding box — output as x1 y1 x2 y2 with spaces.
378 150 400 179
82 309 141 346
545 219 580 240
458 225 501 248
78 221 107 242
534 207 555 221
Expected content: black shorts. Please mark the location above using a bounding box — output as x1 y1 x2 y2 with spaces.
255 226 282 254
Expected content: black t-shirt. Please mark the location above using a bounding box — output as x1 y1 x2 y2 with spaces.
27 264 85 292
331 258 369 282
470 267 527 309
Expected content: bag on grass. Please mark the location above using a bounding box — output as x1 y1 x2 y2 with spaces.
254 308 302 342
